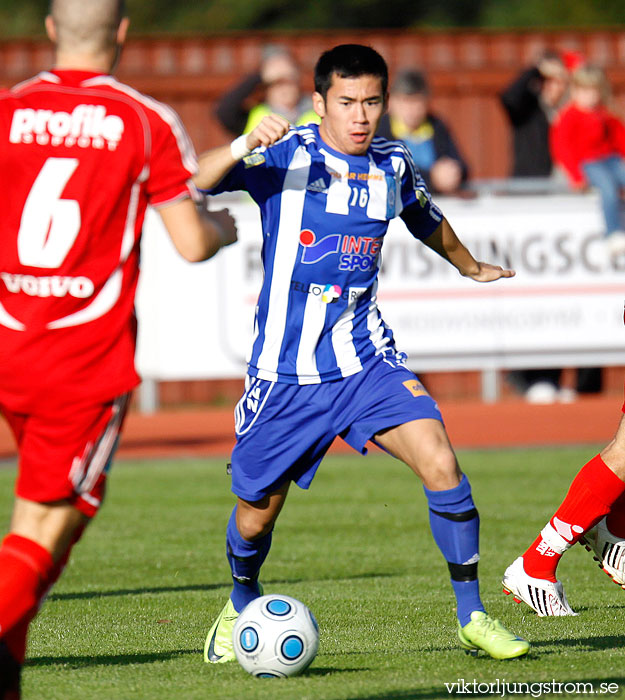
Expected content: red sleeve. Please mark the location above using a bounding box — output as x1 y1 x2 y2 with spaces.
550 108 585 187
145 103 199 208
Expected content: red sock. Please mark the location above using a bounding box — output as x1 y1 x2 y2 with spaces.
523 455 625 581
2 524 86 664
3 618 31 665
606 491 625 537
0 535 53 647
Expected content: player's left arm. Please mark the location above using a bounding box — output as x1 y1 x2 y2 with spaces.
397 145 514 283
422 218 515 283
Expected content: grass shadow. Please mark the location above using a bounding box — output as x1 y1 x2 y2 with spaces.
48 582 229 601
49 571 397 602
26 648 197 669
530 634 625 653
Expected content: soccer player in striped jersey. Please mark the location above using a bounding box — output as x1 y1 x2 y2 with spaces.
196 44 529 661
0 1 237 695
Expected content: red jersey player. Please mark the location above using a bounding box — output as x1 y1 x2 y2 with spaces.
0 1 236 695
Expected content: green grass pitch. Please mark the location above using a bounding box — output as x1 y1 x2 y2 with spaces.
2 447 624 699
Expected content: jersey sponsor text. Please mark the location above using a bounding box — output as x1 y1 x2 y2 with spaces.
10 104 124 150
1 272 95 299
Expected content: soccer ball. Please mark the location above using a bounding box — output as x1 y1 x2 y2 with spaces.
232 594 319 678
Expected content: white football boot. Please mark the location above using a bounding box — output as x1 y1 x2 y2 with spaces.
580 517 625 588
502 557 577 617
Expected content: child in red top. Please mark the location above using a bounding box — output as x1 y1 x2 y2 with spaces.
551 65 625 257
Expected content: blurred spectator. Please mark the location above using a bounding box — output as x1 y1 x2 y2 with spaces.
551 64 625 259
216 45 319 135
377 68 468 194
501 52 602 401
500 51 569 177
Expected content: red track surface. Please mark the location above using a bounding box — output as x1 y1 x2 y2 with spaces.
0 396 619 461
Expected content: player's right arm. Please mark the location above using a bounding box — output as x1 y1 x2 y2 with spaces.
193 113 290 190
158 198 237 263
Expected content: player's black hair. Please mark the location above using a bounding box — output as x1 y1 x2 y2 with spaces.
314 44 388 100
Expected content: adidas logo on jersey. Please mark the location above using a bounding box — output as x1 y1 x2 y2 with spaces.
306 177 328 193
9 105 125 150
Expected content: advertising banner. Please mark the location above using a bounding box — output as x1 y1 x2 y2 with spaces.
135 192 624 380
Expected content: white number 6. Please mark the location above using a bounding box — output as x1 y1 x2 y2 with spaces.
18 157 81 268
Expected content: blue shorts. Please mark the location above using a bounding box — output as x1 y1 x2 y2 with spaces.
230 356 443 502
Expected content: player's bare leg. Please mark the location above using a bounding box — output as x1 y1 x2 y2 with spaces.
374 418 460 490
234 483 290 542
10 497 88 562
599 414 625 480
504 415 625 616
204 482 290 663
376 419 529 659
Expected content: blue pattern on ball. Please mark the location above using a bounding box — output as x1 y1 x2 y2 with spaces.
266 598 291 615
240 626 259 652
281 635 304 660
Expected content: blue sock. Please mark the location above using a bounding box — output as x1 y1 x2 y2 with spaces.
424 474 485 626
226 507 272 612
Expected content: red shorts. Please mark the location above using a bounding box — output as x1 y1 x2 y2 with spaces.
1 394 130 518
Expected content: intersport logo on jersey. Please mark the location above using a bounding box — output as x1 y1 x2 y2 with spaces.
299 229 381 271
9 105 124 150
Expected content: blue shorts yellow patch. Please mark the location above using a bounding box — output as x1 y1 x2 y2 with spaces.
230 355 442 501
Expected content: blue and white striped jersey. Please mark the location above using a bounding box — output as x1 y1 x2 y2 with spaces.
210 124 443 385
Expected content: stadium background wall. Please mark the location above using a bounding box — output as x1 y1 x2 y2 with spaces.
2 28 624 406
3 29 625 178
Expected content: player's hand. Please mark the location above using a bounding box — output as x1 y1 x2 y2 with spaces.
246 114 291 151
204 207 238 247
464 262 515 283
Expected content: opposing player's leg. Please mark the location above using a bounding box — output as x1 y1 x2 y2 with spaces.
375 419 529 659
0 395 128 695
204 484 289 663
504 412 625 616
204 377 335 664
0 498 88 694
583 414 625 587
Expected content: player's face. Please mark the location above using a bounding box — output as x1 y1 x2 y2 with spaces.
314 73 387 156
